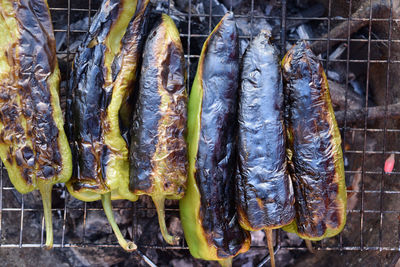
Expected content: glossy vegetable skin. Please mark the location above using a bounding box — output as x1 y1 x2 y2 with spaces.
129 14 187 245
0 0 72 248
281 41 347 241
179 12 250 265
236 31 295 232
66 0 150 251
236 31 295 266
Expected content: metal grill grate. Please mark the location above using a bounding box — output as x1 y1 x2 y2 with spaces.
1 0 400 266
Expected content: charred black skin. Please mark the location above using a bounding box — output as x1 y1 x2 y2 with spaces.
0 0 72 248
67 0 150 192
129 14 187 245
236 32 295 231
129 20 165 191
195 14 249 258
67 0 120 190
282 41 346 239
3 0 63 181
129 16 187 194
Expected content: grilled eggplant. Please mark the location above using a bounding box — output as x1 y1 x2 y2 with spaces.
179 12 250 266
66 0 150 251
129 13 187 245
0 0 72 248
281 41 347 241
236 31 295 267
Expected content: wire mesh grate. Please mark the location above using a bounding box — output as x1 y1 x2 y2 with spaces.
0 0 400 265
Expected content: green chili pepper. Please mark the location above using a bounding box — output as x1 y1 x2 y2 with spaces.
236 31 295 267
179 12 250 266
0 0 72 248
129 13 188 245
66 0 150 251
281 41 347 241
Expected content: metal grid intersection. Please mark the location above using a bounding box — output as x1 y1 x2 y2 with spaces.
0 0 399 265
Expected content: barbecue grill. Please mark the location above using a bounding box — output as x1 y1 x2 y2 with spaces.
1 0 399 266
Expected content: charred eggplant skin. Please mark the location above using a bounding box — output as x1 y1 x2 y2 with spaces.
236 31 295 232
66 0 150 202
0 0 72 248
129 13 187 245
179 12 250 262
281 41 346 241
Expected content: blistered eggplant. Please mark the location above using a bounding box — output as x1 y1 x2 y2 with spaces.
66 0 150 251
236 31 295 267
179 12 250 266
129 14 187 245
0 0 72 248
281 41 347 241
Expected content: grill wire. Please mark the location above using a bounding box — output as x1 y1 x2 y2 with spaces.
0 0 399 266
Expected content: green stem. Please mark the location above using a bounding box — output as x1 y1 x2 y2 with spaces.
101 192 137 251
305 240 314 253
38 182 53 249
218 258 232 267
152 195 179 245
264 229 276 267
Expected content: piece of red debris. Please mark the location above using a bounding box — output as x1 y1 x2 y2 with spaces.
384 154 395 174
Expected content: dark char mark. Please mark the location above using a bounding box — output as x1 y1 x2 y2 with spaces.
195 13 249 258
67 0 120 189
67 0 150 191
13 0 62 181
129 16 187 194
236 32 295 231
282 41 340 238
161 42 188 191
70 44 106 186
118 0 152 145
129 19 163 192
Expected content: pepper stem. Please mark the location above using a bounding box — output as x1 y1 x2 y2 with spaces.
264 229 276 267
152 195 179 245
38 182 53 249
101 192 137 251
305 240 314 253
218 258 232 267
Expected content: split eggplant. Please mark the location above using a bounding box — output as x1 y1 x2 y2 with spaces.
129 13 188 245
281 41 347 241
179 12 250 266
66 0 150 251
0 0 72 248
236 31 295 267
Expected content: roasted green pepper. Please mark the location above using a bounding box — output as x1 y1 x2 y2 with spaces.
66 0 150 251
236 31 295 267
0 0 72 248
281 41 347 241
179 12 251 266
129 13 187 245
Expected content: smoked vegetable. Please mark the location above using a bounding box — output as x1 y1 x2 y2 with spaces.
179 12 251 266
281 41 347 241
0 0 72 249
66 0 150 251
129 14 188 246
236 31 295 267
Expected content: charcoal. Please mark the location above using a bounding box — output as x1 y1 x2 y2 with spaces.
221 0 243 9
